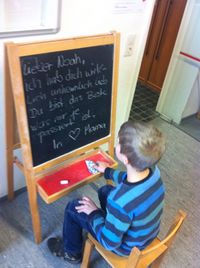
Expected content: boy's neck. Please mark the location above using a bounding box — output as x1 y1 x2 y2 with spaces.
126 165 150 183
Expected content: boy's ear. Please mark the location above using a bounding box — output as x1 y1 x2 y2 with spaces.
122 154 129 165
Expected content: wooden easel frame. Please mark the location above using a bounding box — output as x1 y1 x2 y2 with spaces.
5 32 120 243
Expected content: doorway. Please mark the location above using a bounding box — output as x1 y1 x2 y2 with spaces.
138 0 187 93
130 0 187 123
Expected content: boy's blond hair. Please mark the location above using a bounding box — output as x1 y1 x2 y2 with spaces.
118 121 165 171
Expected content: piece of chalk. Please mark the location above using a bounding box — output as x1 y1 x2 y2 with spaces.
60 180 69 185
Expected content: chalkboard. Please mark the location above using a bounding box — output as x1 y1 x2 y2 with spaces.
20 45 114 166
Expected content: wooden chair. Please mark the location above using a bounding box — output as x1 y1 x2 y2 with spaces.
81 210 186 268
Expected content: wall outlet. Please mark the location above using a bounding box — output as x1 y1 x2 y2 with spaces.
124 34 136 57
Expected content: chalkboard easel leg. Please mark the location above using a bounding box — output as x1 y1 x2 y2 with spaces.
7 149 14 200
5 43 15 201
26 178 42 244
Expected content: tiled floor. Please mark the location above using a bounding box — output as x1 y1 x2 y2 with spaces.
129 82 200 142
129 83 159 122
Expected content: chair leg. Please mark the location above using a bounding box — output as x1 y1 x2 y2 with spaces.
81 238 95 268
150 253 166 268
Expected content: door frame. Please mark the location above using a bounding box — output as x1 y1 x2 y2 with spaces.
156 0 196 123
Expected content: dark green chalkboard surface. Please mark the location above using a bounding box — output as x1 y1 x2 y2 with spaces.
20 45 114 166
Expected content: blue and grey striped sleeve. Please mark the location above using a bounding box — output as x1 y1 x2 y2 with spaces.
104 168 127 184
89 198 131 250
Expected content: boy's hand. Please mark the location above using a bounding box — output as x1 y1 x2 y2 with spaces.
93 161 109 173
75 196 98 215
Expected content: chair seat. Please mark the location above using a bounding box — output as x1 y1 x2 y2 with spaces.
82 210 186 268
89 235 128 268
89 235 167 268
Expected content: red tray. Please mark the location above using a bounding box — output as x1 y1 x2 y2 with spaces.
37 149 117 203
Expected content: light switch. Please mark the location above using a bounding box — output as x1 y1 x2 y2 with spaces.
124 34 136 57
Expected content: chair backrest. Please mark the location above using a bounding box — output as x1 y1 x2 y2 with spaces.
128 209 187 268
81 210 186 268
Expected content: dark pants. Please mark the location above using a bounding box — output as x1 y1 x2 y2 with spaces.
62 184 114 255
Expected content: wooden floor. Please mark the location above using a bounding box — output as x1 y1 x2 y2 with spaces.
0 117 199 268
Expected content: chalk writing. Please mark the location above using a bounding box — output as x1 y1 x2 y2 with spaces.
20 45 114 166
46 71 63 85
86 88 107 100
84 123 107 135
49 98 64 112
64 67 83 81
29 108 43 119
69 94 83 105
82 109 95 121
27 92 46 105
85 63 107 77
30 119 51 131
25 78 42 92
50 80 93 96
22 58 53 76
37 118 74 144
57 54 84 68
53 139 63 150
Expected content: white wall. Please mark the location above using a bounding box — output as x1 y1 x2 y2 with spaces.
0 0 155 198
157 0 200 123
182 71 200 118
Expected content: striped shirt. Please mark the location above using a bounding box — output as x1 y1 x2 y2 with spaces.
88 166 165 256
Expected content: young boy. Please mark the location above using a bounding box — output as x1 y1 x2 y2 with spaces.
48 121 166 264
